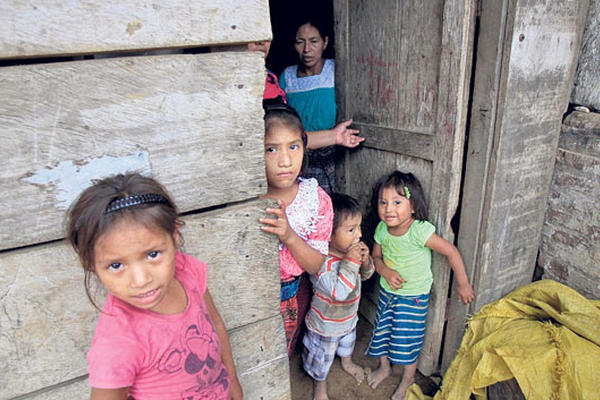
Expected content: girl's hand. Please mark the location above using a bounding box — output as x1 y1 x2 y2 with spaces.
229 377 243 400
334 119 365 148
381 267 405 291
456 282 474 304
260 200 292 244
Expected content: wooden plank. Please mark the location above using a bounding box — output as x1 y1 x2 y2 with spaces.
0 52 266 251
22 378 89 400
0 200 281 398
355 122 434 161
444 0 588 371
183 200 281 327
230 316 291 400
571 0 599 110
0 0 271 59
418 0 475 375
345 0 443 132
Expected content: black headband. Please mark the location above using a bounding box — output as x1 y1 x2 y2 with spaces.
104 193 171 214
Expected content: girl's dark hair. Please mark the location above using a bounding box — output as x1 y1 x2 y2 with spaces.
264 102 309 174
374 171 428 221
330 192 361 231
66 173 183 308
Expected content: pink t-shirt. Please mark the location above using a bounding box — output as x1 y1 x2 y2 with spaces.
279 178 333 281
87 253 230 400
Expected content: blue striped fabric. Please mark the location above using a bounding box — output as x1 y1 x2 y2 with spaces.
366 289 429 365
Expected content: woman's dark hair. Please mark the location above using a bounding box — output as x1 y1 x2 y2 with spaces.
66 173 183 308
295 15 330 41
264 102 309 174
330 192 361 231
374 171 429 221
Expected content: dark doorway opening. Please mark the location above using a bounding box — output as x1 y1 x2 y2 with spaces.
267 0 335 76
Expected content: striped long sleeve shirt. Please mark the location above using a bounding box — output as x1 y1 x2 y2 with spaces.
305 254 375 337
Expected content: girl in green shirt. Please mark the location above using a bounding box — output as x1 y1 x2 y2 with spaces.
366 171 474 400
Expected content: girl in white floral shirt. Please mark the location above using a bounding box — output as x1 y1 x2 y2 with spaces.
260 103 333 354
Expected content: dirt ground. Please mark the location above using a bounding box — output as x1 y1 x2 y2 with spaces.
289 318 440 400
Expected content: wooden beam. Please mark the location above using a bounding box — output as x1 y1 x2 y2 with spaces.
0 0 271 59
0 52 266 250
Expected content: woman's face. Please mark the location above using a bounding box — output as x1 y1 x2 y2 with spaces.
294 23 328 69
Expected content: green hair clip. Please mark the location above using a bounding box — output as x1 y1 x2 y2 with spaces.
403 186 411 199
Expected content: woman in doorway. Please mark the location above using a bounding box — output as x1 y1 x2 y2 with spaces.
279 16 364 194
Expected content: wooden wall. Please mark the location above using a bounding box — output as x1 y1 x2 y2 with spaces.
0 1 290 399
443 0 589 370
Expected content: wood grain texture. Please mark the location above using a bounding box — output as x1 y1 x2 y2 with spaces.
444 0 587 371
0 0 271 59
571 0 599 110
355 122 434 161
0 200 282 398
0 52 266 251
345 0 443 132
182 200 281 329
417 0 475 375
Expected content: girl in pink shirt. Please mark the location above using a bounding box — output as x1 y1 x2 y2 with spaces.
66 173 242 400
259 103 333 354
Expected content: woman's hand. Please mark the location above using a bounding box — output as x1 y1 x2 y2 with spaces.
260 200 293 244
334 119 365 148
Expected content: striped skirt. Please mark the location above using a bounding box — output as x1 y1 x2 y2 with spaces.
366 288 429 365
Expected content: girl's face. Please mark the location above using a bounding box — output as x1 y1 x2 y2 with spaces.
247 40 271 58
264 123 304 192
93 219 181 314
377 185 414 234
294 23 328 69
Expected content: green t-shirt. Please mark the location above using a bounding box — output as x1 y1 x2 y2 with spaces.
374 220 436 296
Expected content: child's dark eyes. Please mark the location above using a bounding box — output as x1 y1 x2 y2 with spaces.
108 262 123 271
265 146 276 153
147 251 160 260
289 144 300 150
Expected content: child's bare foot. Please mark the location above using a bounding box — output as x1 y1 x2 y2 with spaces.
340 356 365 385
313 379 329 400
366 363 391 389
391 378 414 400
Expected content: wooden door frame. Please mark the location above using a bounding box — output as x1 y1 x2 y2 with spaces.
334 0 477 375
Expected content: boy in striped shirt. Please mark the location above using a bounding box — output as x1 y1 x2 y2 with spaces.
303 193 375 400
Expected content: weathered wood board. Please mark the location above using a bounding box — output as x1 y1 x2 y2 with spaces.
182 201 281 326
0 0 271 59
23 378 89 400
0 52 266 251
335 0 474 375
343 0 442 133
571 0 600 110
444 0 589 371
0 200 283 399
